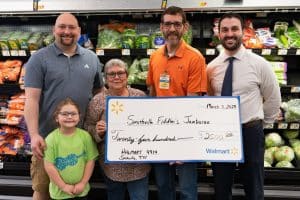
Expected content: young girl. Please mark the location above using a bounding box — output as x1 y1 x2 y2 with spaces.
44 98 98 200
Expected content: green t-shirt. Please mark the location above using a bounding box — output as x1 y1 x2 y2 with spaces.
44 128 98 199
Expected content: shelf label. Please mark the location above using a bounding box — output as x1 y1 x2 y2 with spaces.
0 162 3 169
10 50 18 56
147 49 155 56
264 123 274 129
2 50 10 56
261 49 271 55
121 49 130 56
96 49 104 56
296 49 300 55
206 169 213 177
18 50 27 56
278 49 288 55
290 123 300 130
30 50 37 55
278 123 288 129
291 86 300 93
205 48 215 55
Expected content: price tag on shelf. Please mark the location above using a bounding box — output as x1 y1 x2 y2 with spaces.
96 49 104 56
0 162 3 169
205 48 215 55
289 123 300 130
10 50 18 56
2 50 10 56
206 169 213 177
30 50 37 55
278 49 288 55
147 49 155 56
121 49 130 56
261 49 271 55
278 123 288 129
18 50 27 56
291 86 300 93
264 123 274 129
296 49 300 55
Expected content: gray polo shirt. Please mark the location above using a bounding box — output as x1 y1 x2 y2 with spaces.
24 43 103 137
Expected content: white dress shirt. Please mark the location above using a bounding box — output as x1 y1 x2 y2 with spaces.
207 46 281 124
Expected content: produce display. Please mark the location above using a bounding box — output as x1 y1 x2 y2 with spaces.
264 131 300 168
127 57 149 85
210 18 300 49
0 31 53 51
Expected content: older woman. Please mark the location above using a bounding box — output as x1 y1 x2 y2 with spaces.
84 58 151 200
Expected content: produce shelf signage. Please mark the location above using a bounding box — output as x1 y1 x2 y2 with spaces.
105 96 243 163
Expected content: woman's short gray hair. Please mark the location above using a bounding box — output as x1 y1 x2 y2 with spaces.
104 58 128 75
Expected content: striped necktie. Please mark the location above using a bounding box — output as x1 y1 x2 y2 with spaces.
221 57 235 96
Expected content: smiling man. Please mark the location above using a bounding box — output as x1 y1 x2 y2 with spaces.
24 13 103 200
147 6 207 200
207 13 281 200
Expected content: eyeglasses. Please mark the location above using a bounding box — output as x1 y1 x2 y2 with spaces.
59 112 79 117
162 21 183 29
106 71 127 79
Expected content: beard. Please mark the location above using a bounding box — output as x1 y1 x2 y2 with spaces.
59 34 76 46
221 36 242 51
163 31 183 47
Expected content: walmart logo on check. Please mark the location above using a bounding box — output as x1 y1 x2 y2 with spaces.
206 148 239 156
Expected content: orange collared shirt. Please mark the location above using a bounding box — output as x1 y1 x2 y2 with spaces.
147 40 207 96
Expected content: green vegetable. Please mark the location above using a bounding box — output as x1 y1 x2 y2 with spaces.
265 132 284 148
122 29 136 49
293 145 300 160
135 34 150 49
279 35 289 48
97 29 122 49
275 160 294 168
183 25 193 45
139 58 149 71
284 99 300 122
283 130 299 139
264 160 272 167
274 146 295 162
289 139 300 149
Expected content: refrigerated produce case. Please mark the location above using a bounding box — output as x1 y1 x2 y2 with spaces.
0 0 300 199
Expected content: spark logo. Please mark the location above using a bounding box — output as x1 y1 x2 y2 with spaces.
111 101 124 115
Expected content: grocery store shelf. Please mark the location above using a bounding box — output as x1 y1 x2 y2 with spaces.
1 175 300 199
93 48 300 57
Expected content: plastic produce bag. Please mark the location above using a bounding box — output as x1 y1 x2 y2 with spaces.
284 99 300 122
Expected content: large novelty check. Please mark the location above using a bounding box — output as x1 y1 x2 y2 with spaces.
105 97 243 163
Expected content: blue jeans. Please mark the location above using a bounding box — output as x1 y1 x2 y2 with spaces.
104 175 149 200
154 163 198 200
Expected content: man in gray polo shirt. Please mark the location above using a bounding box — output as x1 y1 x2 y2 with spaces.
24 12 103 200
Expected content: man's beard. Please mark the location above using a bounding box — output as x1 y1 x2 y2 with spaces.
221 36 242 51
60 35 75 46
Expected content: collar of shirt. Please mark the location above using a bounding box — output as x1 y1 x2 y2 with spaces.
52 43 85 57
163 40 187 58
220 45 246 63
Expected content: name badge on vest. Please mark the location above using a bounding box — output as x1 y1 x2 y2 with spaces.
159 73 170 90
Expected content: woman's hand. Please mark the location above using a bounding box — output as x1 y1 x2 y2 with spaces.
96 120 106 138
